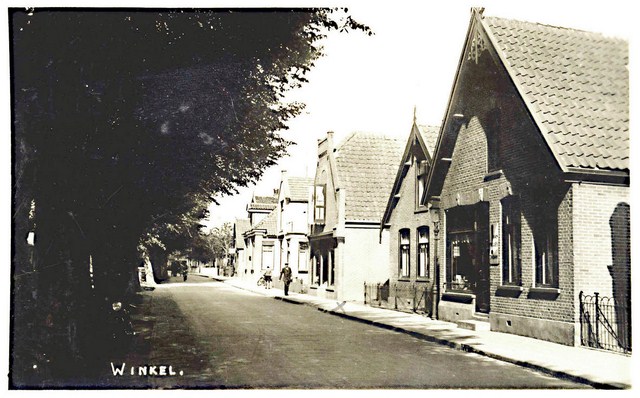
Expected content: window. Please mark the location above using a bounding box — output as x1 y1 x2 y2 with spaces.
298 242 309 272
399 229 410 278
535 225 559 288
314 185 326 224
329 249 335 286
416 159 428 207
417 227 429 278
262 243 274 270
501 196 521 285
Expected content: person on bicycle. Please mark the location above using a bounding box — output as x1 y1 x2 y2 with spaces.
263 266 273 289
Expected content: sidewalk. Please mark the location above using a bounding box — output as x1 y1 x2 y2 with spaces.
204 274 632 389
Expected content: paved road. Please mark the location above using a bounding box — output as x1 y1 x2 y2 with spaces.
107 275 588 389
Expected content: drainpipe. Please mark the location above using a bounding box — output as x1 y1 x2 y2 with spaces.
430 206 441 319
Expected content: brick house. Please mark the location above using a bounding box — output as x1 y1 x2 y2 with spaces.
273 171 314 293
424 8 629 347
308 131 404 301
378 120 439 313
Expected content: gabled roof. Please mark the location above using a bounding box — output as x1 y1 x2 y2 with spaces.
249 209 277 236
416 124 440 160
381 121 439 227
482 13 629 172
334 132 404 222
233 218 251 248
282 176 313 202
247 193 277 212
425 8 629 204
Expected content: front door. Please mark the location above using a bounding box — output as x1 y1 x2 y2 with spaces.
446 203 490 314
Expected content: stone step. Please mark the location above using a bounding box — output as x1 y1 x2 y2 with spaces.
456 319 490 331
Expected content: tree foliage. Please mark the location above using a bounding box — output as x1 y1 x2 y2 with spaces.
10 7 371 385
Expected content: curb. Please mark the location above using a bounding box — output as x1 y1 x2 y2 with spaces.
316 307 624 390
215 278 628 390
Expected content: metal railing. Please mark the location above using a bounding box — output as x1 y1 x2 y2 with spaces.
364 281 433 316
579 291 631 354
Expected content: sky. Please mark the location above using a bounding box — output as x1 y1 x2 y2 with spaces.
198 0 634 228
1 0 633 231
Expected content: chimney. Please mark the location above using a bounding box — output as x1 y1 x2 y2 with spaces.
317 131 334 159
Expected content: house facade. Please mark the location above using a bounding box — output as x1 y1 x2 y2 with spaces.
308 131 404 301
240 193 278 281
273 171 314 293
232 218 250 277
379 121 440 313
423 8 629 347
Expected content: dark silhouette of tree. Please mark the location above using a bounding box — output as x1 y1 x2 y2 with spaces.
10 8 371 386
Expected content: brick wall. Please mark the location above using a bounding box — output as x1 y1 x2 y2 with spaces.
437 50 577 327
387 155 433 285
572 183 630 304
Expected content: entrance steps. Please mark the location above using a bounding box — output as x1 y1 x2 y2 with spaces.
456 315 490 331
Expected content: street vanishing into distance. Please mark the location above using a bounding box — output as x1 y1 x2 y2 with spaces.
94 275 589 389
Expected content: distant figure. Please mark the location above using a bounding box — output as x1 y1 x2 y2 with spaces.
263 266 273 289
182 263 188 282
280 263 292 296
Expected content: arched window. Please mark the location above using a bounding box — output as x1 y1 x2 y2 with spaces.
399 229 410 278
417 226 430 278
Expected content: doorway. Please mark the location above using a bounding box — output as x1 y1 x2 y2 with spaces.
446 202 490 313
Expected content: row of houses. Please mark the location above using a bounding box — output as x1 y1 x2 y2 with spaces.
231 8 629 350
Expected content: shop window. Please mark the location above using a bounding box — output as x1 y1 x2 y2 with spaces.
399 229 410 278
314 185 326 224
501 196 521 285
417 226 429 278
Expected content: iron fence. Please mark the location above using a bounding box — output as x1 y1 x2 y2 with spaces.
579 291 631 354
364 281 433 316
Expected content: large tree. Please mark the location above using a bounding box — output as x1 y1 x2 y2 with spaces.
10 8 371 386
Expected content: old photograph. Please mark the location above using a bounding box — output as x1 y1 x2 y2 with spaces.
8 0 631 390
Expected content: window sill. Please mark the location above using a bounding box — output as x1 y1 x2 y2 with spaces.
415 278 431 283
414 206 429 214
496 285 523 298
398 277 411 282
528 287 560 300
442 291 475 304
483 169 504 182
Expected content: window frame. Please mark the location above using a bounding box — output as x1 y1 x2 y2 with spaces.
417 226 430 278
534 224 559 288
314 184 326 224
399 229 411 278
501 196 522 286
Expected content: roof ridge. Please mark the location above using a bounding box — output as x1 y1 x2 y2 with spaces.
483 14 628 42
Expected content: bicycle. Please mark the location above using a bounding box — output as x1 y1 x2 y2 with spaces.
257 276 266 287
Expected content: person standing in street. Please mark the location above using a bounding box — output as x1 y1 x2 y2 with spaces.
263 266 273 289
280 263 292 296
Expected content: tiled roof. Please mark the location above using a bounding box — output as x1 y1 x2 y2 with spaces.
247 202 276 211
483 16 629 172
254 195 278 204
234 218 251 248
247 194 277 211
335 132 404 222
251 209 277 236
416 124 440 158
284 176 313 202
